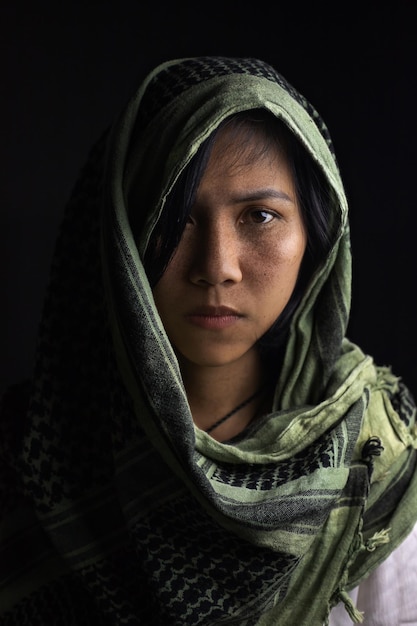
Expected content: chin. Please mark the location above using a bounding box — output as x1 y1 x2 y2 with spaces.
176 344 257 370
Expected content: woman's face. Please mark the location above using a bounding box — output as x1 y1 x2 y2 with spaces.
152 125 307 369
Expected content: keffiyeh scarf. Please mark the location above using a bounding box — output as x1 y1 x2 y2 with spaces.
1 57 416 626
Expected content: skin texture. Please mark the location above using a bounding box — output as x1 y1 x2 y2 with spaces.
153 124 307 439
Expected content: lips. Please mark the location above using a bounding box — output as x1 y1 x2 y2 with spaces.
189 305 241 316
185 305 243 330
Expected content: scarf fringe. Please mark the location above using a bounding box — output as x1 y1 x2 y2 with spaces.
361 436 384 465
338 590 365 623
365 527 391 552
326 527 391 624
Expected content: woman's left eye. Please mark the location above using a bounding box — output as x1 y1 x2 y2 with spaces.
248 209 276 224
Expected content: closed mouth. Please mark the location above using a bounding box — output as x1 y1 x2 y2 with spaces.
187 305 242 317
185 306 243 329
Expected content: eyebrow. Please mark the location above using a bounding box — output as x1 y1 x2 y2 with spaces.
231 188 294 203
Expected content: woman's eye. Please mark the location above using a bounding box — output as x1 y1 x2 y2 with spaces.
249 210 276 224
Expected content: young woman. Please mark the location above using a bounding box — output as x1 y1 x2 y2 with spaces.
1 56 416 625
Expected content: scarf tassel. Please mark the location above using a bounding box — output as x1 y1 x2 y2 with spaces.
365 527 391 552
361 436 384 478
361 436 384 462
338 590 365 623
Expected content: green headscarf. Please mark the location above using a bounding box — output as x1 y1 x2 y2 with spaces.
1 56 416 626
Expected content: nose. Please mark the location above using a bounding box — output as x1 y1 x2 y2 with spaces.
188 221 243 286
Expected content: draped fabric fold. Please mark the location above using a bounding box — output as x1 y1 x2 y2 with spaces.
1 56 416 626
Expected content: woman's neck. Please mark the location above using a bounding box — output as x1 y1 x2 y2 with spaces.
179 349 270 441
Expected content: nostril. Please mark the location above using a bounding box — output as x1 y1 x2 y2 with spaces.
190 251 243 286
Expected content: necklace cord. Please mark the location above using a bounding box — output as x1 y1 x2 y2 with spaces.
204 388 263 433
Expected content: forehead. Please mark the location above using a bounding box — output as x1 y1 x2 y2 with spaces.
202 121 292 182
195 126 297 209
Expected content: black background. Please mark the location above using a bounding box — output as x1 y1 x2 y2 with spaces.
2 2 416 395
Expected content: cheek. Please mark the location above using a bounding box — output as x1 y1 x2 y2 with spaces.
247 242 306 326
251 231 306 282
283 226 307 272
152 251 184 301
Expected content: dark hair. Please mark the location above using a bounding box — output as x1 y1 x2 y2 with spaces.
143 109 334 356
